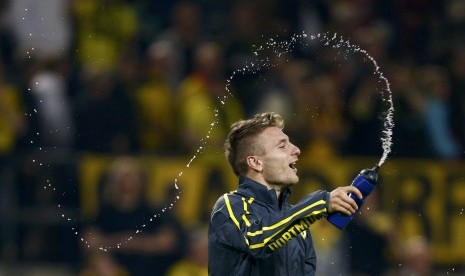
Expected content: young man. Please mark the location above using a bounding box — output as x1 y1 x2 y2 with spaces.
208 112 363 275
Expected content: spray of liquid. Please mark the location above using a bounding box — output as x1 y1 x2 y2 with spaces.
224 32 395 167
316 32 395 166
95 31 395 250
28 31 394 251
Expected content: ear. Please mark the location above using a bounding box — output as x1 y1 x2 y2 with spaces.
246 156 263 172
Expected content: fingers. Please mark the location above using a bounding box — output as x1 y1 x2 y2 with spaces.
338 199 358 216
345 185 363 200
328 186 363 215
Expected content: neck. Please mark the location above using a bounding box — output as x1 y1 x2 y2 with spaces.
245 173 283 199
267 183 283 199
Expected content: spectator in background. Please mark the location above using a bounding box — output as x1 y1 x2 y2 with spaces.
74 69 137 153
154 1 207 84
278 59 315 148
445 0 465 41
416 65 461 159
352 22 392 67
343 22 393 157
292 73 349 160
130 0 174 53
447 44 465 158
388 1 441 63
177 41 244 156
0 0 17 78
132 41 178 154
80 157 186 276
71 0 138 73
166 225 208 276
397 235 434 276
254 53 294 122
296 0 328 52
0 57 26 259
385 62 431 158
3 0 72 60
1 0 76 151
223 0 269 116
326 0 376 36
0 59 26 157
79 251 129 276
27 57 75 149
311 220 349 276
344 189 394 276
345 75 384 157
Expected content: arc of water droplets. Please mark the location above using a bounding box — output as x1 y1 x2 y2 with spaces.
316 32 395 166
40 31 394 251
225 32 394 167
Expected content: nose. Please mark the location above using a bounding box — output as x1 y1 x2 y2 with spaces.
291 143 300 156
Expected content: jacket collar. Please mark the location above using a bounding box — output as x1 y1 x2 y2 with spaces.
237 176 291 208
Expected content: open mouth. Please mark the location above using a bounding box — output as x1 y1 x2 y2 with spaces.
289 162 297 173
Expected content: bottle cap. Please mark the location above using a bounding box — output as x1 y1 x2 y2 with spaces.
360 165 379 184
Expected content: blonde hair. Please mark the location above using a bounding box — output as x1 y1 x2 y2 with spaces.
224 112 284 176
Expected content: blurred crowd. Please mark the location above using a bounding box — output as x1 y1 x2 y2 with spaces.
1 0 464 159
1 0 464 275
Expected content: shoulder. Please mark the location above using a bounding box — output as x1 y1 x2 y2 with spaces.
210 192 243 223
212 192 243 210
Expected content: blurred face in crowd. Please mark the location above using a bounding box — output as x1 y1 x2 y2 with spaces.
105 158 145 211
116 167 144 205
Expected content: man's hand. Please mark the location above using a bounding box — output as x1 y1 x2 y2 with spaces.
328 186 363 216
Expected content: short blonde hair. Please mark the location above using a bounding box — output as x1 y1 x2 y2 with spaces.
224 112 284 176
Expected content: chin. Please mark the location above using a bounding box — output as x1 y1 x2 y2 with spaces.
287 176 299 185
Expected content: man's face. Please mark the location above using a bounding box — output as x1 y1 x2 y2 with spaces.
255 127 301 187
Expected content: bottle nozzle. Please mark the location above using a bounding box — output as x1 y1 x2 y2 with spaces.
360 165 379 184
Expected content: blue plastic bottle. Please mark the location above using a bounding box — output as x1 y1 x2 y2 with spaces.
327 165 379 230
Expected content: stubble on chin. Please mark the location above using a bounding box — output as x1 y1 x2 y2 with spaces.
279 174 299 187
288 175 299 186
